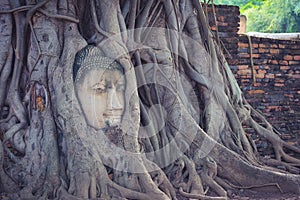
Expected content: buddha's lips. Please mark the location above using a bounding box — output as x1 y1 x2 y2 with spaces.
103 111 123 124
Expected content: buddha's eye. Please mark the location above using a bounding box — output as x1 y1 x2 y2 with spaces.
95 88 106 93
92 83 106 94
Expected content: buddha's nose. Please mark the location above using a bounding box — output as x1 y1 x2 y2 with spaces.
107 86 122 111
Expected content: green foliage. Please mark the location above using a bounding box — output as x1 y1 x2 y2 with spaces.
213 0 250 6
212 0 300 33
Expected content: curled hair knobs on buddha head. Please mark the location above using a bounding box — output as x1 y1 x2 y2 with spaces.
73 45 123 83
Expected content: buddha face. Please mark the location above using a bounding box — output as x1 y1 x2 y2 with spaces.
75 67 125 129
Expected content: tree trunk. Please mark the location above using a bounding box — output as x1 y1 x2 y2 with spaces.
0 0 299 199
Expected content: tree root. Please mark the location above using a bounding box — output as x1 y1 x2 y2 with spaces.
0 141 19 193
245 113 300 165
37 9 79 23
0 5 78 23
179 187 227 200
151 169 178 200
261 157 300 174
109 180 169 200
224 180 283 194
211 141 300 195
194 156 227 197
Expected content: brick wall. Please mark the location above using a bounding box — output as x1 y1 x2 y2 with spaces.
206 4 300 145
235 37 300 138
206 4 240 65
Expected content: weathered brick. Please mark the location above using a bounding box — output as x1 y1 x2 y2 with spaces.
259 43 269 48
261 65 270 70
239 43 249 48
248 90 265 95
280 66 290 70
275 83 284 87
293 74 300 79
237 69 252 75
270 49 280 54
279 60 289 65
256 73 265 78
241 79 250 83
269 60 278 65
279 44 285 48
294 56 300 61
259 48 269 53
238 65 249 69
258 69 267 74
267 106 280 111
289 61 300 65
284 94 294 98
284 55 293 60
270 44 278 48
265 74 275 79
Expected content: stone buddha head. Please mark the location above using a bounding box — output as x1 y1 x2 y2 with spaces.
73 46 125 129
